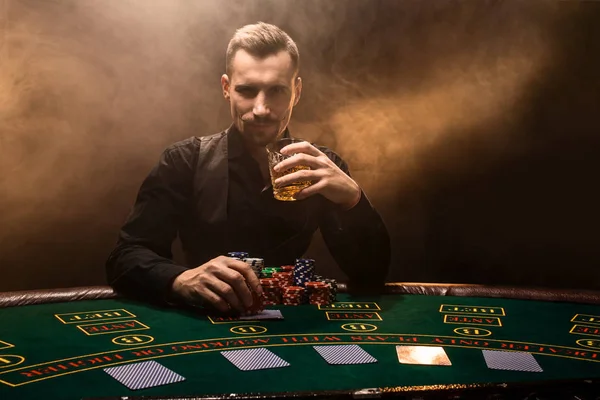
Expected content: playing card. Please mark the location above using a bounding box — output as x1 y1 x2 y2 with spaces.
239 309 284 320
395 345 452 366
313 345 377 365
482 350 543 372
103 360 185 390
221 347 290 371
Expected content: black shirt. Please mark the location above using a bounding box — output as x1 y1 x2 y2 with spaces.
106 125 391 301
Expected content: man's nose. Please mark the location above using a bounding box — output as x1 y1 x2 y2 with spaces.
253 93 270 117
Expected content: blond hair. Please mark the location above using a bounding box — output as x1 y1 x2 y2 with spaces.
226 22 299 76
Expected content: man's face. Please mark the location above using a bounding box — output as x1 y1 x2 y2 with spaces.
221 49 302 148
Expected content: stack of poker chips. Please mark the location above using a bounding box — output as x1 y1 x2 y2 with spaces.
244 258 264 278
259 278 282 305
305 282 331 305
272 271 293 288
227 251 249 259
314 275 338 303
293 258 315 287
282 286 305 305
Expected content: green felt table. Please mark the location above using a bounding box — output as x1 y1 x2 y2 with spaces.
1 290 600 399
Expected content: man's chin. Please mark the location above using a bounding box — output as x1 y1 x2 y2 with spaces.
242 126 281 147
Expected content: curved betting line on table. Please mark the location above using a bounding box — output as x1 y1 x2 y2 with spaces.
0 332 598 387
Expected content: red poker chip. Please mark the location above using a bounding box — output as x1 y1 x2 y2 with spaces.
284 286 305 291
248 292 264 314
260 278 280 287
306 281 328 287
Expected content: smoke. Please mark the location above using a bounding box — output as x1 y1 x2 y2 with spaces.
323 49 550 197
289 1 557 201
0 0 217 247
0 0 584 289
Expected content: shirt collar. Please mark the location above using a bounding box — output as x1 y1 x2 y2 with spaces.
226 124 246 160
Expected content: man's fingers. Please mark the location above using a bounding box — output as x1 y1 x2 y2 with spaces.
274 153 322 172
207 280 246 313
214 267 254 309
293 180 325 200
274 169 319 189
195 287 230 313
228 259 263 296
279 141 322 157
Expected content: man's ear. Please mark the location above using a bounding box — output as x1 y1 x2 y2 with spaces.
221 74 231 100
293 76 302 106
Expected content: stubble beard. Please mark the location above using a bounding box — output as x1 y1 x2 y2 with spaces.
238 118 286 148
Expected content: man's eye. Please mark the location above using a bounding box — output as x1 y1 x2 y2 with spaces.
236 87 257 96
272 87 287 94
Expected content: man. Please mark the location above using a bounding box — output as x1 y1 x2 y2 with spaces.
106 22 390 313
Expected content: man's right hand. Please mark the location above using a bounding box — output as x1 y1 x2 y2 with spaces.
170 256 263 313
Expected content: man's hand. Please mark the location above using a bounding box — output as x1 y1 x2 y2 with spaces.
273 141 361 209
171 256 263 313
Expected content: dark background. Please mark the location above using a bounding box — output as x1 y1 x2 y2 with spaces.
1 0 599 292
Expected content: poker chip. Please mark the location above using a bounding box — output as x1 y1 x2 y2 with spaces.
260 278 282 305
228 251 249 259
232 254 337 306
272 272 293 288
260 267 282 278
261 270 273 278
306 281 331 305
282 286 305 306
314 276 338 303
294 258 315 287
244 258 264 278
247 286 264 314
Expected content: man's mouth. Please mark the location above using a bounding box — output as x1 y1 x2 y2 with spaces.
246 122 276 127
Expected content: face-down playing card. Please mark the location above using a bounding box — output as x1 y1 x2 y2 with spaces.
313 345 378 365
103 360 185 390
238 309 284 320
221 347 290 371
482 350 543 372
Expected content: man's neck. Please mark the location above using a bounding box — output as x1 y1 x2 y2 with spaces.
245 142 267 160
241 139 271 185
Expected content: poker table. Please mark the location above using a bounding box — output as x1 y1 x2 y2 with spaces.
2 283 600 400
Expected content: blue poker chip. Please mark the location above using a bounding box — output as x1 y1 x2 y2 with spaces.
228 251 249 258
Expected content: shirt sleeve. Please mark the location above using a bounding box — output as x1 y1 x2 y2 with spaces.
105 142 196 302
317 152 391 291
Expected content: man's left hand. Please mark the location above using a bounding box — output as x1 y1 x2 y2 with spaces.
273 141 361 209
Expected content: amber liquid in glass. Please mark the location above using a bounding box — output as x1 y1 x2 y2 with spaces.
270 165 311 201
